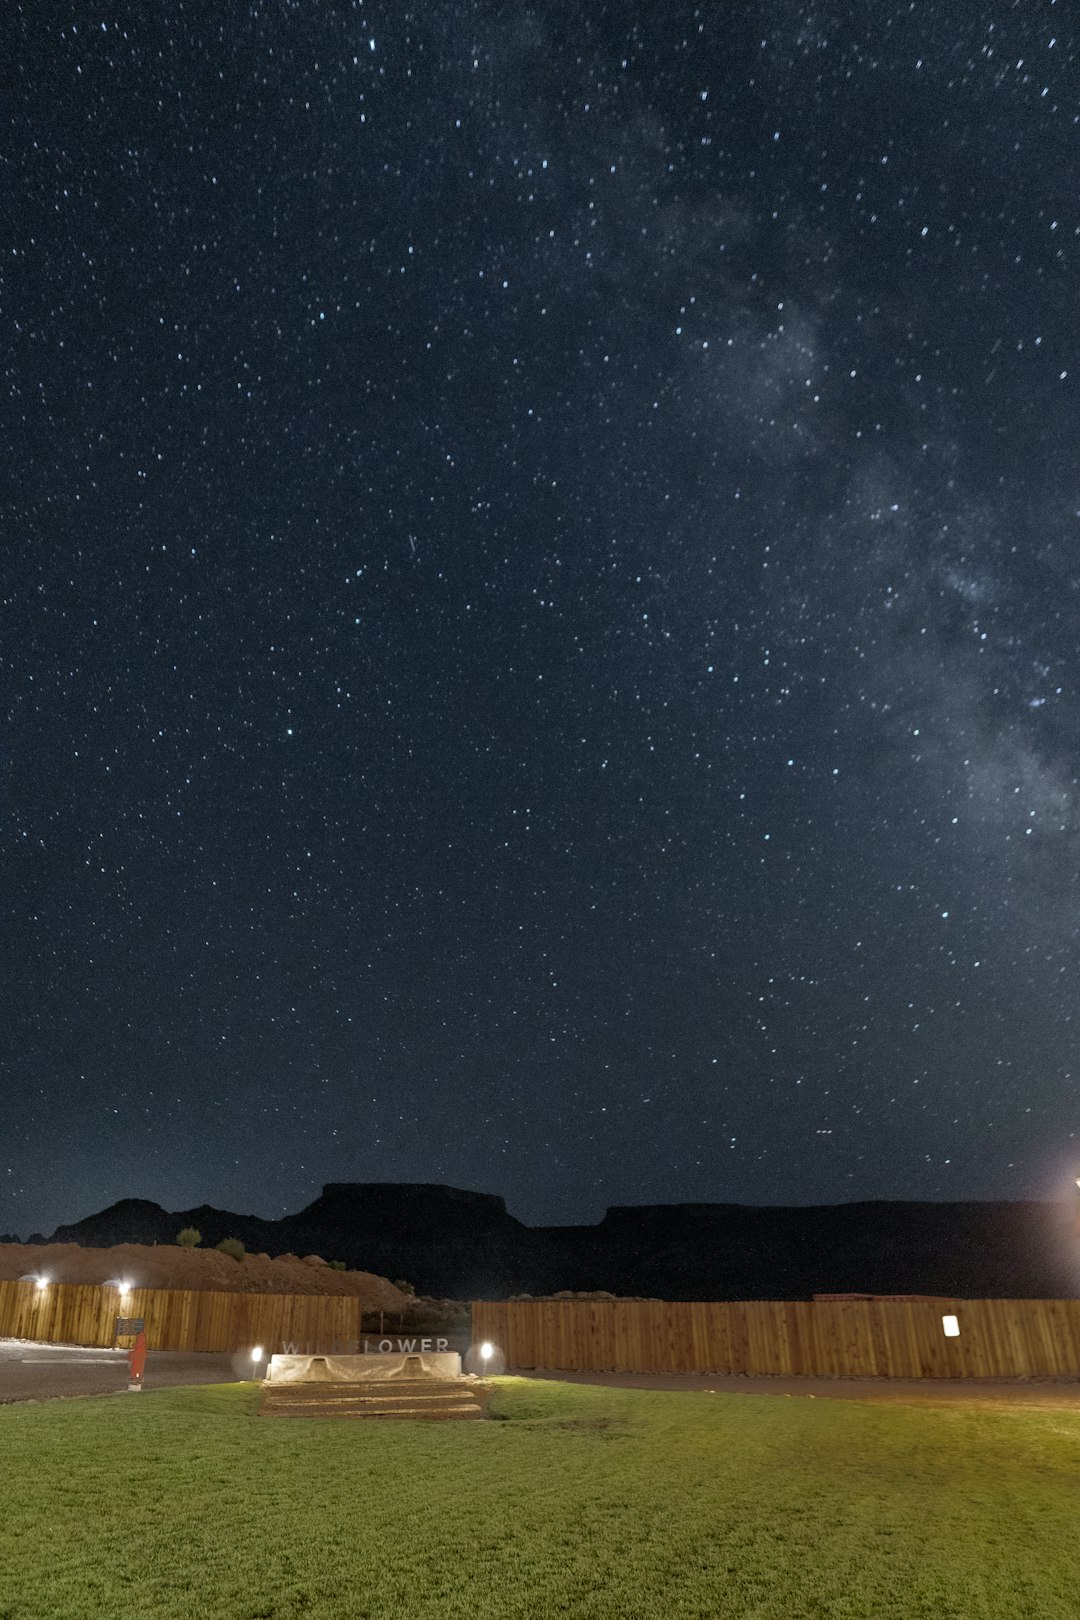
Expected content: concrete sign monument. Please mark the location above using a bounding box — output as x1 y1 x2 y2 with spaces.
268 1350 463 1383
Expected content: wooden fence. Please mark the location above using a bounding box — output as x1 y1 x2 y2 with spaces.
0 1278 377 1354
7 1280 1080 1376
471 1298 1080 1380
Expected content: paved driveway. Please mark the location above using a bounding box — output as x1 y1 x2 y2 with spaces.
0 1339 245 1404
5 1341 1078 1411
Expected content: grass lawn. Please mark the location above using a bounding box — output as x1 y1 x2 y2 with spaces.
1 1378 1078 1619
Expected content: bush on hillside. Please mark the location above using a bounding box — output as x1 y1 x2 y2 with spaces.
215 1237 246 1262
176 1227 202 1248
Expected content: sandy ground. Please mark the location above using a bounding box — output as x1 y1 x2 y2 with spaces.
0 1242 408 1306
517 1368 1080 1409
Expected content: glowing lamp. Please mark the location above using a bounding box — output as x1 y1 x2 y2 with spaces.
942 1315 960 1338
251 1345 265 1363
35 1276 48 1292
480 1341 494 1362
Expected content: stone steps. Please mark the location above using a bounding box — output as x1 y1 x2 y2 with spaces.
259 1378 490 1421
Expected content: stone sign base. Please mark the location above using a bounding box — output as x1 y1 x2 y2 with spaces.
267 1351 463 1384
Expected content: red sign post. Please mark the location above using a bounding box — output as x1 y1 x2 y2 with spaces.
128 1329 147 1390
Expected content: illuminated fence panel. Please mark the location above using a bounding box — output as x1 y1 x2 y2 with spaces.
0 1279 371 1354
471 1298 1080 1381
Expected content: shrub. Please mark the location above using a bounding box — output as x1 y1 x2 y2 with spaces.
328 1260 346 1271
176 1227 202 1248
392 1278 416 1297
215 1237 246 1262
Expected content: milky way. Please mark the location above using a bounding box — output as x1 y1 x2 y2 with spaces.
4 2 1078 1234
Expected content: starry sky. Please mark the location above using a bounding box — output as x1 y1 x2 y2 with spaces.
4 1 1079 1238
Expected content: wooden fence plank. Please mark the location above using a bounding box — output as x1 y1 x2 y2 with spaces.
469 1298 1080 1380
0 1280 371 1355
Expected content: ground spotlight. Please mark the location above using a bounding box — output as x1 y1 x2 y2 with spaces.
466 1339 504 1374
35 1276 49 1292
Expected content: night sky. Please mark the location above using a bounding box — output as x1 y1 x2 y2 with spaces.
5 2 1079 1239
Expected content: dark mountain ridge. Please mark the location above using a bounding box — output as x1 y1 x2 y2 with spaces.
42 1183 1080 1300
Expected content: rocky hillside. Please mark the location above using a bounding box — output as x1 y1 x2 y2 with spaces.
0 1240 409 1306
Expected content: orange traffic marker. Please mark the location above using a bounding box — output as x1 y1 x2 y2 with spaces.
128 1329 147 1389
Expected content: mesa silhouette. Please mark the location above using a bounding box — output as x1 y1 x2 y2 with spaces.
23 1183 1080 1300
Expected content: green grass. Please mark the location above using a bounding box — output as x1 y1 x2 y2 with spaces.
1 1378 1078 1619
